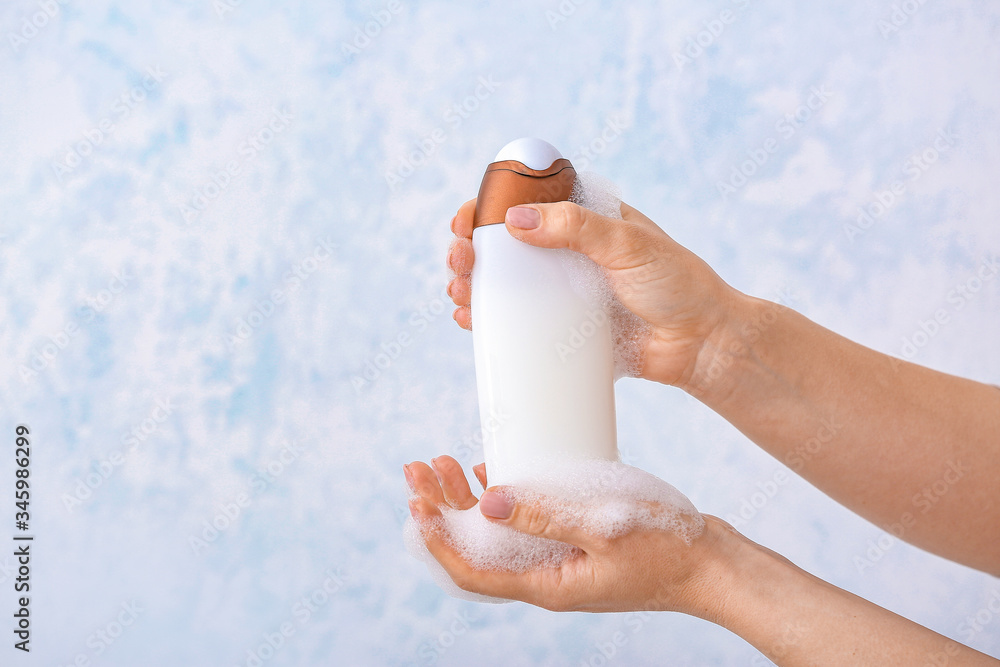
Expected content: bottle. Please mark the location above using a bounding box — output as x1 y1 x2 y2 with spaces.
470 138 618 486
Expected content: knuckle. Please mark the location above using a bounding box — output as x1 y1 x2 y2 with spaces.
588 534 612 552
518 504 553 538
557 201 586 235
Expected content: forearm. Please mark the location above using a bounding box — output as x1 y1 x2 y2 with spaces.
692 520 997 666
681 293 1000 574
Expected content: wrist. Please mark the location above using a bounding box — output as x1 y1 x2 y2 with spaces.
681 516 802 632
672 515 761 623
677 292 783 402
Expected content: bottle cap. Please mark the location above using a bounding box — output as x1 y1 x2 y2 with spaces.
473 138 576 230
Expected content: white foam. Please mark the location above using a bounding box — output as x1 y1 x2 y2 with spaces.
566 171 652 380
405 459 704 604
570 170 623 219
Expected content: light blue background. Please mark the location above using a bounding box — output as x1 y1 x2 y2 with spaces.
0 1 998 665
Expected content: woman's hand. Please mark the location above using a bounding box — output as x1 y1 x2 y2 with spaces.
446 199 742 388
404 456 999 665
404 454 725 614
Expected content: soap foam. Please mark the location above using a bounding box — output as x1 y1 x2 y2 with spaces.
405 459 704 604
570 170 623 219
566 171 652 380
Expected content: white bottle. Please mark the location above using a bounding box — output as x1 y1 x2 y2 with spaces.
471 138 618 487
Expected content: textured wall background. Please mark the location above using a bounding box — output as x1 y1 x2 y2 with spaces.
0 1 998 665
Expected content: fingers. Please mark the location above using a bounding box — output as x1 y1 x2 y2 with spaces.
479 487 606 553
431 456 479 510
406 460 532 602
473 463 487 490
407 461 589 610
446 268 472 331
412 496 579 610
452 306 472 330
446 273 471 306
407 457 479 511
504 201 636 270
448 199 477 331
451 198 476 238
411 499 532 601
405 462 446 506
447 238 474 277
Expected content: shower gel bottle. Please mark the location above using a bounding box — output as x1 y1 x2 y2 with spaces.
471 138 618 486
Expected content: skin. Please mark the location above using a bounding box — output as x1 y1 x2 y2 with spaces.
406 457 996 665
410 198 1000 664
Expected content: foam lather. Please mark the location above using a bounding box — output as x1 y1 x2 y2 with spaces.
404 459 704 604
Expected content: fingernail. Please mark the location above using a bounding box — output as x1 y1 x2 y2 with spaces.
506 206 540 230
479 491 513 519
403 464 414 490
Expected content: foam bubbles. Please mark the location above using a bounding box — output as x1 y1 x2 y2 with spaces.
405 459 704 603
566 171 652 379
571 171 623 219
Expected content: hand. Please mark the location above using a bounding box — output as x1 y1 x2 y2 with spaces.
404 454 726 614
446 198 741 388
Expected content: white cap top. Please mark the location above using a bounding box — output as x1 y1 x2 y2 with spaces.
493 137 563 171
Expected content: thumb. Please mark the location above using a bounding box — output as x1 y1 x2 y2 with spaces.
504 201 628 268
479 487 602 552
